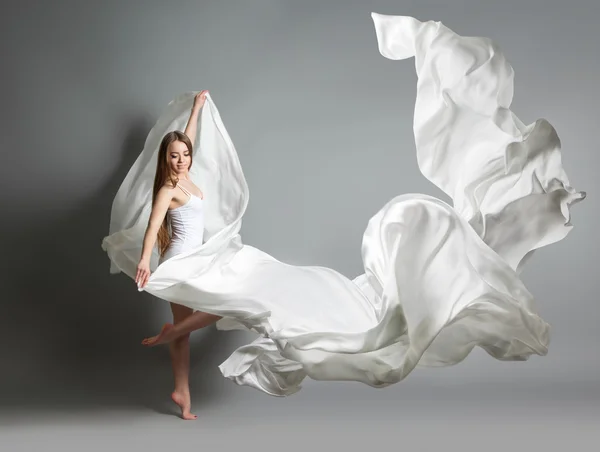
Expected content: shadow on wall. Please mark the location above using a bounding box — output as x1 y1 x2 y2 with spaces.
0 115 247 415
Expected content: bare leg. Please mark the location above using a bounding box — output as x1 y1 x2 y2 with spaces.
168 302 196 420
142 309 222 347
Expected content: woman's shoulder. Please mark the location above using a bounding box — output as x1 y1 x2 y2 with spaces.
158 181 178 196
161 178 180 189
162 181 177 190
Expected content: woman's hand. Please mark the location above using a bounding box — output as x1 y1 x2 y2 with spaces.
193 90 208 110
135 258 152 289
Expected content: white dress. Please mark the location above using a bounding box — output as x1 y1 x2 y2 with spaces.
101 13 585 397
158 182 205 266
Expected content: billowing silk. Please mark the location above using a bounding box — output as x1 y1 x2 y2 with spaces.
102 13 585 396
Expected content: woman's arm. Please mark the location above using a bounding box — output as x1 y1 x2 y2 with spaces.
184 90 208 148
136 187 173 288
140 187 172 261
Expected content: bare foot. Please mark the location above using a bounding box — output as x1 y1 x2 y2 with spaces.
171 390 197 420
141 323 176 346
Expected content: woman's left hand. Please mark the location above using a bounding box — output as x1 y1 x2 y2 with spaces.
193 90 208 110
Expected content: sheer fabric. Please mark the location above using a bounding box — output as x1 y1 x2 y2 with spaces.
101 13 585 396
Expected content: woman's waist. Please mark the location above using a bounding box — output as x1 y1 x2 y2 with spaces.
170 233 204 246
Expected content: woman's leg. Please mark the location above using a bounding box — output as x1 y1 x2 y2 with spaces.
142 309 222 347
168 302 196 420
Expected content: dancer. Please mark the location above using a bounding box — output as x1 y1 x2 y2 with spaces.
103 13 585 406
134 89 221 420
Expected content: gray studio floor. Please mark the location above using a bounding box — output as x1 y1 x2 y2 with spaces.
2 343 598 451
2 383 599 451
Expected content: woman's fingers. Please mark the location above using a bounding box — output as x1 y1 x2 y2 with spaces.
135 268 149 287
139 270 151 288
196 90 208 101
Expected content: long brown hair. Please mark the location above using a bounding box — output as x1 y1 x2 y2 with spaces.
153 131 194 257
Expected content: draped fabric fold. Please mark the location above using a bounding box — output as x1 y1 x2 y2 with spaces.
101 13 585 396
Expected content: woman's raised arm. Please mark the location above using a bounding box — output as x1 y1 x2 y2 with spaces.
184 90 208 148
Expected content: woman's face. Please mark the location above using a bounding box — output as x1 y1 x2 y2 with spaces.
167 140 191 175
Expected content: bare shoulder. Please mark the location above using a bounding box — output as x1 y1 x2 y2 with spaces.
157 183 176 200
162 180 177 190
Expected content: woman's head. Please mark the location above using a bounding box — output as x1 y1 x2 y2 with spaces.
153 131 194 256
157 131 194 182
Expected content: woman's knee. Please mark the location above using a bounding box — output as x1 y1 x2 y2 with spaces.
170 302 193 324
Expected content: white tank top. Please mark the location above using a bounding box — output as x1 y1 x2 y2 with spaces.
159 181 205 264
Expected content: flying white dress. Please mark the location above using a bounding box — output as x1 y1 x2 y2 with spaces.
101 13 586 396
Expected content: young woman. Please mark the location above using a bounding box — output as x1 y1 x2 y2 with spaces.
134 89 222 420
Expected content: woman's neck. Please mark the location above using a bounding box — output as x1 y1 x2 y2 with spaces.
173 172 190 181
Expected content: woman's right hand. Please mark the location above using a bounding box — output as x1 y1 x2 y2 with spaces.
135 258 152 289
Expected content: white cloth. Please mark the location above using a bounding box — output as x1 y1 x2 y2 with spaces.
101 13 585 396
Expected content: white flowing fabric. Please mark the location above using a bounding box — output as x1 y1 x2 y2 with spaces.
101 13 585 396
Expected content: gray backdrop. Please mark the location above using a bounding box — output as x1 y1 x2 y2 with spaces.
1 0 598 449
